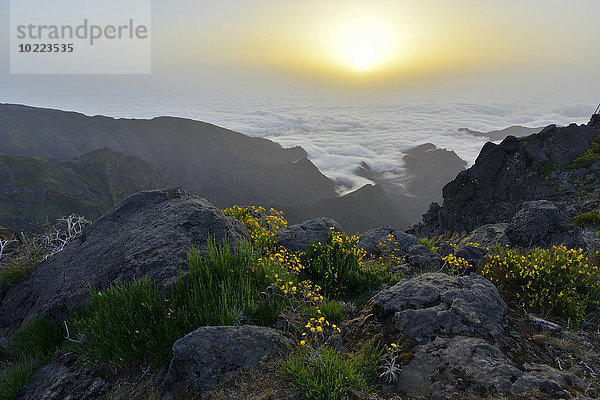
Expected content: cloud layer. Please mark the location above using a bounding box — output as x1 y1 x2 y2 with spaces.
7 93 594 191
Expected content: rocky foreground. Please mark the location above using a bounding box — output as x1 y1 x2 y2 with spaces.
0 116 599 400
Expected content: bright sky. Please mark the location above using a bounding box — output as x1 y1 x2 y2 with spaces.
1 0 599 102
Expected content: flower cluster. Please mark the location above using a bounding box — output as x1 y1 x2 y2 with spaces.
221 205 287 253
376 233 405 265
442 253 472 275
481 245 600 325
299 228 369 297
260 247 304 274
300 307 341 347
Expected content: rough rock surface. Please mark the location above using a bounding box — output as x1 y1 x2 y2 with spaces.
454 245 486 267
373 273 507 343
505 200 586 249
276 217 341 252
16 355 107 400
413 123 598 235
460 223 510 248
0 188 250 331
357 226 419 257
396 336 584 399
369 273 586 399
406 245 441 269
162 325 292 394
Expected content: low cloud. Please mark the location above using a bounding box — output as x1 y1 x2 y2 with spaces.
8 93 593 191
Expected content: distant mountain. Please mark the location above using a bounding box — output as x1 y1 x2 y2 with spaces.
0 104 337 206
0 148 173 230
357 143 467 226
271 184 410 234
459 126 542 142
0 104 469 232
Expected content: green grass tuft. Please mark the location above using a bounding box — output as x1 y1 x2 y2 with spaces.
318 299 346 323
282 341 382 400
69 240 283 365
11 317 63 360
0 360 40 400
0 250 44 289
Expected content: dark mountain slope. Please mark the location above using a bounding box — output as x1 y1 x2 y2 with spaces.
0 148 173 230
272 184 410 234
0 104 337 205
357 143 467 227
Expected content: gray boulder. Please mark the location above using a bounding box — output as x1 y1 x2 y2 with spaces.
357 226 419 257
368 272 587 399
0 188 250 331
16 355 106 400
397 336 584 399
461 223 510 249
506 200 586 249
276 217 341 252
162 325 292 394
406 244 441 269
454 245 486 267
372 273 507 343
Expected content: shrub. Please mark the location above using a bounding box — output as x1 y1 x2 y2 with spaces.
572 210 600 229
0 360 40 400
69 240 283 365
221 206 287 253
571 133 600 169
299 229 399 298
11 317 63 359
419 238 438 253
481 246 600 326
282 342 382 400
0 235 45 289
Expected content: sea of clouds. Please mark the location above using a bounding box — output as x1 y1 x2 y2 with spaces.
7 93 595 191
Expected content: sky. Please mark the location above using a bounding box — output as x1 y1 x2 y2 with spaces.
1 0 600 103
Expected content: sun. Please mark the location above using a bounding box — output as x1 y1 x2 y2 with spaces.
332 18 397 72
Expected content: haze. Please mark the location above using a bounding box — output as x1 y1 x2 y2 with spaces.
1 0 599 103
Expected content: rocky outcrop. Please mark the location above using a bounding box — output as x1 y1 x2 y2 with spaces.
357 226 419 257
162 326 292 394
414 123 599 235
276 217 341 252
405 245 441 270
397 336 584 399
372 273 507 343
505 200 586 249
460 223 510 248
368 273 585 399
16 355 107 400
0 188 249 331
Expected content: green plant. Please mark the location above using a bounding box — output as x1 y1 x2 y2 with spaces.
299 229 399 298
69 240 282 365
419 238 438 252
571 133 600 169
0 360 40 400
572 210 600 228
221 206 287 253
0 235 45 289
538 162 553 178
11 317 63 359
481 246 600 326
282 342 382 400
318 299 346 323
